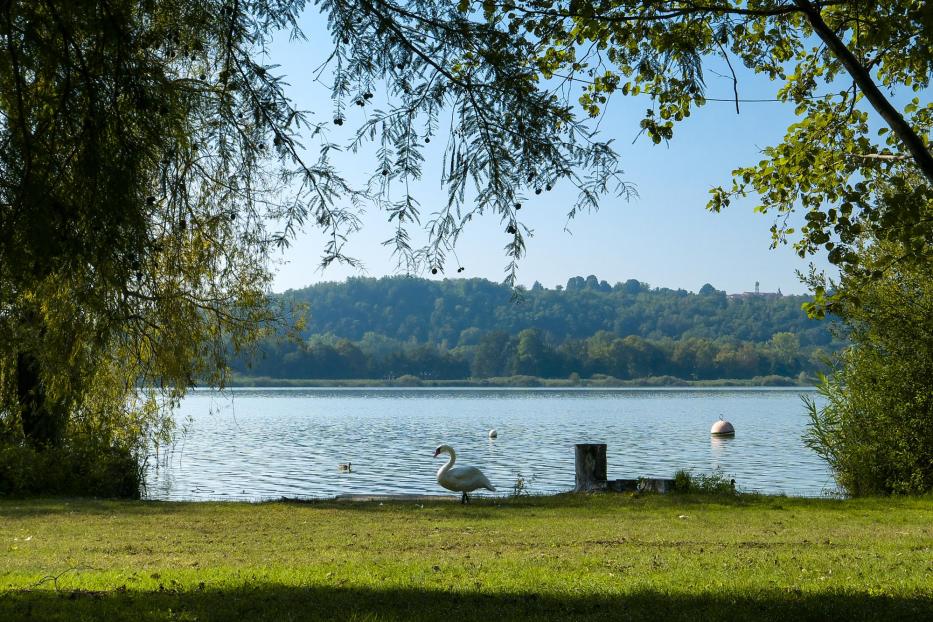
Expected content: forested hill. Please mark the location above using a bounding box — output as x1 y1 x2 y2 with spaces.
280 276 834 347
229 276 839 382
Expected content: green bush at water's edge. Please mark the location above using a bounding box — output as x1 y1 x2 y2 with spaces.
0 440 141 498
672 469 737 494
803 227 933 495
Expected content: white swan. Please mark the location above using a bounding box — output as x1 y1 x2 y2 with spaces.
433 444 496 503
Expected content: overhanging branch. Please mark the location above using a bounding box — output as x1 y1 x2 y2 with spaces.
794 0 933 185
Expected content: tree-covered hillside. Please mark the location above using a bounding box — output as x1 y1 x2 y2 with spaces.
283 276 833 346
230 276 839 383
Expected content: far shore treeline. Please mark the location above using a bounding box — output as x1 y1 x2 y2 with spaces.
230 275 840 383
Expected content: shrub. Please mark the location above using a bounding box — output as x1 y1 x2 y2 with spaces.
671 469 736 494
673 469 692 493
0 362 171 498
0 439 141 498
803 237 933 496
511 471 536 496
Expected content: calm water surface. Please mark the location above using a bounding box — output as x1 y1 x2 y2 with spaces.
145 387 836 500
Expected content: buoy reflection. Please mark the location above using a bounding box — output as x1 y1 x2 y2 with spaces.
710 434 733 461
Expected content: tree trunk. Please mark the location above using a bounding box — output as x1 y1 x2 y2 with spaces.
574 443 607 492
16 351 65 448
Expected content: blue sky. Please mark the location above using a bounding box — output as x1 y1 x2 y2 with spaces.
264 11 834 295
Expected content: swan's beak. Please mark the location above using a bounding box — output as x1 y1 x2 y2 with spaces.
432 449 440 458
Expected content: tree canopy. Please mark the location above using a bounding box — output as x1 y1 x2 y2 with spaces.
0 0 309 454
232 275 838 382
0 0 623 464
280 275 833 345
315 0 932 309
475 0 932 275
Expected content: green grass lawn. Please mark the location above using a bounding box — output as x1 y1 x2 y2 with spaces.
1 493 931 620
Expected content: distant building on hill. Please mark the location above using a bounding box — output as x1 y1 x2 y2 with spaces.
728 281 784 300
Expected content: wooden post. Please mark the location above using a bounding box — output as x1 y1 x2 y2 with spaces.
574 443 607 492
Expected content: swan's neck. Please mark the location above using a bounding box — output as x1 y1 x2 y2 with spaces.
437 448 456 477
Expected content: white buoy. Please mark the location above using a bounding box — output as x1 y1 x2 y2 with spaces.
488 429 498 439
710 417 735 437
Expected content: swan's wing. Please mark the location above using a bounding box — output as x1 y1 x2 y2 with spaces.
446 466 496 492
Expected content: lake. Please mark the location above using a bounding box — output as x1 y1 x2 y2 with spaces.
144 387 836 500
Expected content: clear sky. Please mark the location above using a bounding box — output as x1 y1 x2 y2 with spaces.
263 10 834 295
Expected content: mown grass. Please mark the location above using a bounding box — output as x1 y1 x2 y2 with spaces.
1 493 931 620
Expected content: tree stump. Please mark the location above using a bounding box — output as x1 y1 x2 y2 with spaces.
574 443 607 492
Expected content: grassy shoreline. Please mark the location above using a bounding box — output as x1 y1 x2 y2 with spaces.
227 373 813 388
1 493 930 620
